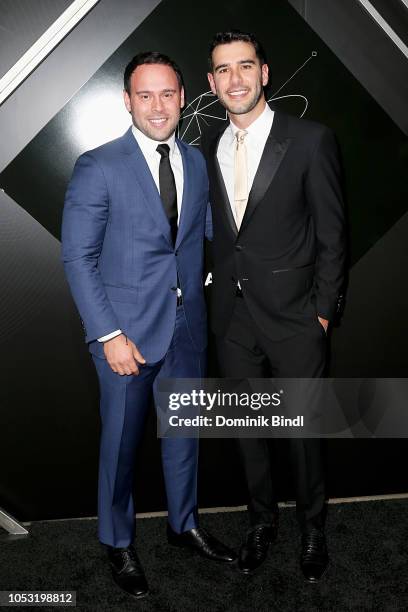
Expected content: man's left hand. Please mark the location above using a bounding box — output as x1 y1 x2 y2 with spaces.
318 316 329 333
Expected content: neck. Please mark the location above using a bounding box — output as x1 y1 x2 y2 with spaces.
229 97 266 130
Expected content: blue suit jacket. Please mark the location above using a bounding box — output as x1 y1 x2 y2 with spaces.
62 127 209 363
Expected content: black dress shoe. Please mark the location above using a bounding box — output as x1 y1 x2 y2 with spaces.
107 544 149 599
300 528 329 583
238 523 278 574
167 525 236 563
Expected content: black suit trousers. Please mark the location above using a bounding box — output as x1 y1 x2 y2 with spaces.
216 294 327 533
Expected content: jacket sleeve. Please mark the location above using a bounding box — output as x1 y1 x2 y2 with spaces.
61 152 120 343
305 127 347 321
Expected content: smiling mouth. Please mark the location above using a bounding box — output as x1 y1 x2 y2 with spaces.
227 89 249 98
148 117 167 126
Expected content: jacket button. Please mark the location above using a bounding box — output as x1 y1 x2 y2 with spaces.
235 245 243 251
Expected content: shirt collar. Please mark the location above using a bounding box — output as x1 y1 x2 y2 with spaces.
228 103 274 144
132 124 177 158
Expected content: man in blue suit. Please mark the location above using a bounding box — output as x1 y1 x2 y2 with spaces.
62 52 235 600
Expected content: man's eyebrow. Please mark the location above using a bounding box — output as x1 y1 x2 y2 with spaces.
214 63 229 71
214 59 256 71
134 88 177 94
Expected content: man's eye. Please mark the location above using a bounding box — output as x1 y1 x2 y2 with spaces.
242 64 252 70
140 94 150 100
164 92 173 98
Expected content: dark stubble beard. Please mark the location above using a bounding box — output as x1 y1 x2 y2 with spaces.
217 77 264 116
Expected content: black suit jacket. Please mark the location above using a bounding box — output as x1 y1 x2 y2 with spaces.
202 108 346 341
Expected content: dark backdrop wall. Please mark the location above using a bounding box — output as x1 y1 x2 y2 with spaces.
0 0 407 521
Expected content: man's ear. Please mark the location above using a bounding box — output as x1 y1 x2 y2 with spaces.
180 86 185 109
261 64 269 88
207 72 217 96
123 89 131 113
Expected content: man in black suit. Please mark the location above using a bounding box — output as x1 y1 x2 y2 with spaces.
203 30 346 582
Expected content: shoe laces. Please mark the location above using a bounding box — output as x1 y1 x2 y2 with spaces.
247 526 270 554
192 527 215 548
112 546 140 574
301 529 325 563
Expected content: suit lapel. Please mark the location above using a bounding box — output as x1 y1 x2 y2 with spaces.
175 139 193 249
209 122 239 237
239 111 291 233
121 128 173 247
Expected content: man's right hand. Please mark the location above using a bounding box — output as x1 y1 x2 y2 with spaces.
103 334 146 375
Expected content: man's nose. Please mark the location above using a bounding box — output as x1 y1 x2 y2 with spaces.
229 67 244 87
151 95 164 112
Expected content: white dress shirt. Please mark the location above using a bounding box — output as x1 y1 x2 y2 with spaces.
216 103 274 212
98 126 184 343
131 125 184 218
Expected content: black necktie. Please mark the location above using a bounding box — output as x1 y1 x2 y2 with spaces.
156 143 178 246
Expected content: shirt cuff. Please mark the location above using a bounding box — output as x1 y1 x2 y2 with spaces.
97 329 122 343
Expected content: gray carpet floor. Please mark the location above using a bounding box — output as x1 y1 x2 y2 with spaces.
1 499 408 611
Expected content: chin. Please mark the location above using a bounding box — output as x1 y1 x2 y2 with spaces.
220 96 250 115
226 103 251 115
145 131 163 141
150 127 175 141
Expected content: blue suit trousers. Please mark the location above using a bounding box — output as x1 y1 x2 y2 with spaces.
93 305 205 548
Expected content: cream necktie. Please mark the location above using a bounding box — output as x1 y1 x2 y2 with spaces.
234 129 248 229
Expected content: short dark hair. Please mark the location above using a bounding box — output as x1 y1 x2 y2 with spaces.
208 30 268 71
124 51 184 94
